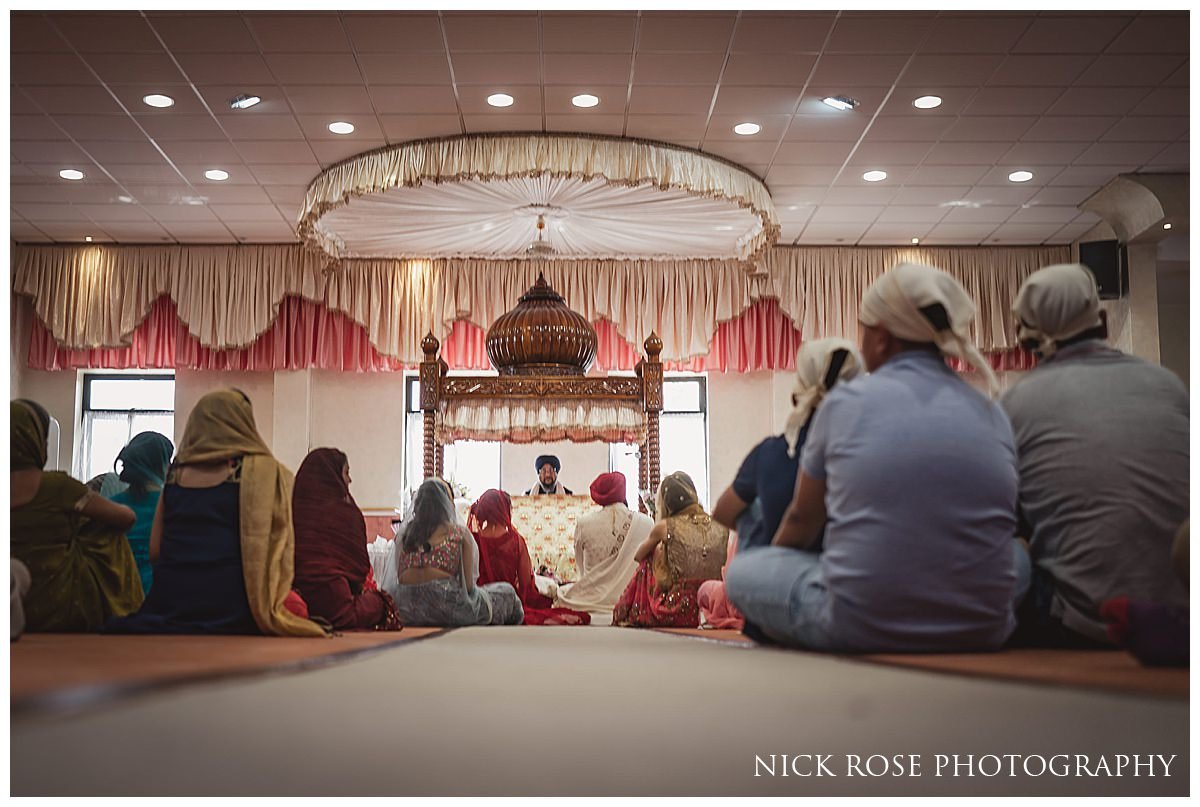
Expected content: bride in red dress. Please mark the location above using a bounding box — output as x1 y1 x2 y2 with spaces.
468 489 590 626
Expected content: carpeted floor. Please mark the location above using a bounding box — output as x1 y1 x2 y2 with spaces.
10 627 1189 797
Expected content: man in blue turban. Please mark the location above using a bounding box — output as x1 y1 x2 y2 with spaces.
525 454 572 495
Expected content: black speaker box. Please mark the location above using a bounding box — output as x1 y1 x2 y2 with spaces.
1078 239 1126 300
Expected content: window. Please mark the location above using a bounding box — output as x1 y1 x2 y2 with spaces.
610 375 709 508
78 373 175 483
402 375 500 507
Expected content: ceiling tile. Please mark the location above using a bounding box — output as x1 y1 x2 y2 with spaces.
11 14 73 52
41 114 142 141
540 14 637 53
1145 142 1189 169
975 166 1059 187
31 222 112 240
263 54 364 85
963 87 1062 116
456 85 539 115
999 141 1091 165
296 115 385 142
764 165 840 185
623 115 706 146
731 14 836 53
174 54 277 85
223 221 301 242
701 140 779 168
19 85 124 115
342 13 445 52
1012 16 1133 54
368 85 459 115
785 114 871 142
74 203 155 223
898 54 1005 87
864 115 955 142
13 203 94 222
357 52 452 85
705 114 791 142
1046 87 1147 117
987 55 1094 88
812 53 910 86
209 204 288 223
309 137 388 163
11 53 96 85
140 204 222 223
831 165 917 187
188 185 273 204
217 115 306 141
145 14 260 53
245 13 353 52
546 114 625 136
1008 205 1082 224
542 53 632 85
846 141 933 166
941 117 1037 142
905 165 990 185
639 14 735 51
1100 117 1188 143
175 164 259 186
104 163 193 184
441 13 540 52
159 141 243 164
874 205 946 223
925 222 994 241
815 187 896 206
768 186 829 206
450 52 542 85
235 141 319 164
796 222 871 243
629 85 716 116
113 86 211 116
1021 116 1120 142
194 86 289 116
1026 186 1095 206
921 141 1014 166
249 164 322 184
985 223 1062 243
1073 141 1168 166
263 185 309 206
941 205 1017 224
99 223 175 242
919 16 1031 53
284 85 377 115
1129 87 1190 117
635 53 727 85
825 15 932 53
877 87 977 117
11 183 125 204
889 186 972 205
794 87 891 116
54 14 164 53
712 86 802 116
543 85 627 115
862 223 932 242
1074 55 1188 88
1105 13 1189 54
10 140 91 164
159 222 237 241
462 114 544 135
721 53 817 87
76 140 168 164
771 141 855 165
378 114 463 141
137 115 229 141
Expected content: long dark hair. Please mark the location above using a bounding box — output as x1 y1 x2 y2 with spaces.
401 478 457 554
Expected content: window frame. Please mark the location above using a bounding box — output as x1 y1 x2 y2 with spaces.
80 372 176 417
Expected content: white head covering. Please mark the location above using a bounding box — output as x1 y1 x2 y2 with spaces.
859 261 999 396
1012 263 1103 359
784 337 864 457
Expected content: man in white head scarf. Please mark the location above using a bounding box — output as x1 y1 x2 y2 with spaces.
725 262 1024 653
713 338 864 551
1002 263 1188 647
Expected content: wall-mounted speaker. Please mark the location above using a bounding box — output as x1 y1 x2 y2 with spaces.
1078 239 1126 300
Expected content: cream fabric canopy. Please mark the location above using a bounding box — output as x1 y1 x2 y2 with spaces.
299 133 780 263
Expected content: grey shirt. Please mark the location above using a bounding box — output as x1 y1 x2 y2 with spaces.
1002 340 1190 642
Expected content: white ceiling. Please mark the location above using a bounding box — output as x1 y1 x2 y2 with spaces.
9 10 1190 248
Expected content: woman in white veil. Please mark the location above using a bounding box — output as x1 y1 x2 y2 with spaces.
384 478 523 626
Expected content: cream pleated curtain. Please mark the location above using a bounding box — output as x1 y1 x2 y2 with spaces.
12 243 1071 364
436 399 649 445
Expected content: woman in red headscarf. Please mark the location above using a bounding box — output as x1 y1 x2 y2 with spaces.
292 448 402 631
469 489 590 626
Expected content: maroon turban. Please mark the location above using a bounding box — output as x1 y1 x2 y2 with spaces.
590 472 627 507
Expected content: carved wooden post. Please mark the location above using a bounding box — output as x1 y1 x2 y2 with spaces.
419 332 442 481
641 332 664 499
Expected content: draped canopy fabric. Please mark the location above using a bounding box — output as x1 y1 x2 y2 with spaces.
436 399 648 445
13 243 1067 369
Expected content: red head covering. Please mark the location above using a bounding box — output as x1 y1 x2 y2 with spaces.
468 488 513 533
292 448 368 585
590 471 627 506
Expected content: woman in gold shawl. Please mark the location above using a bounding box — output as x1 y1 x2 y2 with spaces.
106 389 326 637
612 471 729 628
10 399 143 632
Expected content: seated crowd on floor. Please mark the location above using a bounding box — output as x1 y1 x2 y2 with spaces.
8 261 1190 664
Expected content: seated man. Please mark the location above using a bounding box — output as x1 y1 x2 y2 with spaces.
726 262 1022 653
1003 262 1189 647
554 471 652 621
525 454 573 495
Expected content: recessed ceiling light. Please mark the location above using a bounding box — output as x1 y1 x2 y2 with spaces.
328 121 355 135
1008 170 1034 183
142 93 175 108
487 93 514 108
229 94 262 110
733 122 761 136
116 195 134 204
821 95 859 111
84 236 93 242
911 237 920 245
862 170 888 182
59 169 84 181
204 169 229 181
912 95 942 109
572 93 599 108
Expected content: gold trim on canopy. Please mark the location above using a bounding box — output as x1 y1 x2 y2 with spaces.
298 132 781 264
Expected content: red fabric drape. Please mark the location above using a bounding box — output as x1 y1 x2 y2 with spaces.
27 294 1034 374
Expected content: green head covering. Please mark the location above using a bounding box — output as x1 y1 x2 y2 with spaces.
11 400 50 471
116 431 175 496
